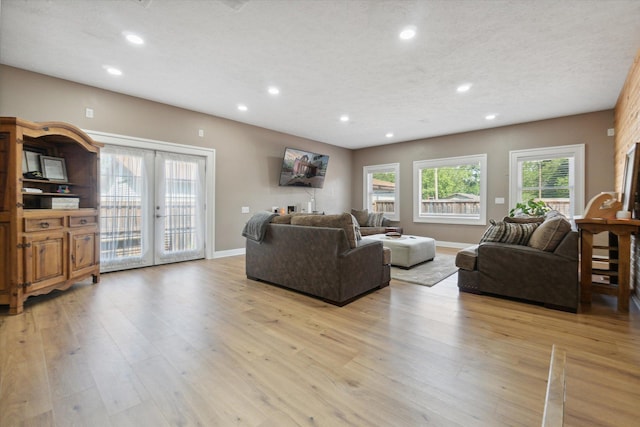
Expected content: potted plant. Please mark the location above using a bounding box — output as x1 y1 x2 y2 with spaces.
509 199 551 217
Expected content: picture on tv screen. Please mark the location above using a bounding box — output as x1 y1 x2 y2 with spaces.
278 147 330 188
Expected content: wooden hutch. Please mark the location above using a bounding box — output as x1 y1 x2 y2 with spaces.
0 117 102 314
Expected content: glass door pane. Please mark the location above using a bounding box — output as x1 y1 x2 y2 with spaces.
99 146 154 272
154 152 205 265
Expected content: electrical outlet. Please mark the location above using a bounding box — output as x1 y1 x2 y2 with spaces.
241 206 250 213
607 128 615 137
85 108 94 118
495 197 505 204
198 129 204 137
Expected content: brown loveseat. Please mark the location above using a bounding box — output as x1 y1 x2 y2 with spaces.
245 213 391 306
350 208 403 236
455 212 579 312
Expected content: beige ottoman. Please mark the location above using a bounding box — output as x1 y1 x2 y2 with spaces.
366 234 436 268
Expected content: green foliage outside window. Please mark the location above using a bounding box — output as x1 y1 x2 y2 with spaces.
521 158 569 199
372 172 395 184
420 164 480 200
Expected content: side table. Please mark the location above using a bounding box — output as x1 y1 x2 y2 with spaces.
575 218 640 312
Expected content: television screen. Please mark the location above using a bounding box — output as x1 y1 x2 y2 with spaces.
278 147 330 188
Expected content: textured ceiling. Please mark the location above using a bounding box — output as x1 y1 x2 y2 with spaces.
1 0 640 149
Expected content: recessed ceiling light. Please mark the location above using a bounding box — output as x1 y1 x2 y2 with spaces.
399 26 416 40
125 33 145 45
485 114 497 120
238 104 248 111
457 83 472 93
104 66 122 76
340 114 350 122
385 132 394 138
267 86 280 95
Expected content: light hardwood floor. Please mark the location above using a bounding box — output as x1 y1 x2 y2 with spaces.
1 250 639 426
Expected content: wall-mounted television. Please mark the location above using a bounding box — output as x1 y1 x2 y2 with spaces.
278 147 330 188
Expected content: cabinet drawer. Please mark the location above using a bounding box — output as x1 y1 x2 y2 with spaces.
24 216 65 232
69 215 98 228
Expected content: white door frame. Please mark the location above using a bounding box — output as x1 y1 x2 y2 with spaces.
85 130 216 259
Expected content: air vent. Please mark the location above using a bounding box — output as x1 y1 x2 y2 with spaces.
130 0 153 8
219 0 249 11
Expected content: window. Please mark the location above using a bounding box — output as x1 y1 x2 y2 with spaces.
509 144 584 218
363 163 399 221
413 154 487 225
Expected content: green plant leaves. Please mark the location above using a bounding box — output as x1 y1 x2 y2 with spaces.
509 199 551 217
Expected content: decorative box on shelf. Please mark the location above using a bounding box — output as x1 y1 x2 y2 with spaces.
40 197 80 209
22 187 43 193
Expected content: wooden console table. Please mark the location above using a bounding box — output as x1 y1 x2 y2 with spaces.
575 218 640 312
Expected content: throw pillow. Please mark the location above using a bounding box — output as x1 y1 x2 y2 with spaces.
480 220 539 246
528 215 571 252
366 212 385 227
351 208 369 227
544 210 565 220
503 215 545 224
350 213 363 241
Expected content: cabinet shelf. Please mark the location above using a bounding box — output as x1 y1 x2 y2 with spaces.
22 192 80 197
22 178 77 185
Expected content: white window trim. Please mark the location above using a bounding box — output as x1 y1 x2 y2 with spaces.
84 129 216 259
363 163 400 221
509 144 584 219
413 154 487 225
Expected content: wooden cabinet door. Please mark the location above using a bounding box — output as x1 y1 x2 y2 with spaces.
0 222 9 303
69 227 98 279
23 231 67 293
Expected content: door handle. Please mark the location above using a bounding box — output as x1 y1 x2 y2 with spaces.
155 214 165 218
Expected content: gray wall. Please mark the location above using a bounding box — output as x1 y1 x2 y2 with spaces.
1 65 615 251
0 65 352 252
352 110 615 244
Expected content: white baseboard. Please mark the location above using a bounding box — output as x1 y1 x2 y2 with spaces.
436 240 474 249
212 248 245 259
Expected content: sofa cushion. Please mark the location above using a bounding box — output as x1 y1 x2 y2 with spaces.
271 214 292 224
359 227 387 236
291 213 358 248
528 215 571 252
455 245 479 271
366 212 385 227
480 220 539 245
351 208 369 227
270 212 310 224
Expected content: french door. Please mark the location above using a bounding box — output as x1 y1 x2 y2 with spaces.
100 145 206 272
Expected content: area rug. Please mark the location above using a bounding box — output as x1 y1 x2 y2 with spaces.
390 254 458 287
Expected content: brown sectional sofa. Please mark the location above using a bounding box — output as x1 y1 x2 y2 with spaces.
456 212 579 312
245 213 391 306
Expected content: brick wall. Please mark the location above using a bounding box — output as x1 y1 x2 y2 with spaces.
614 48 640 297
